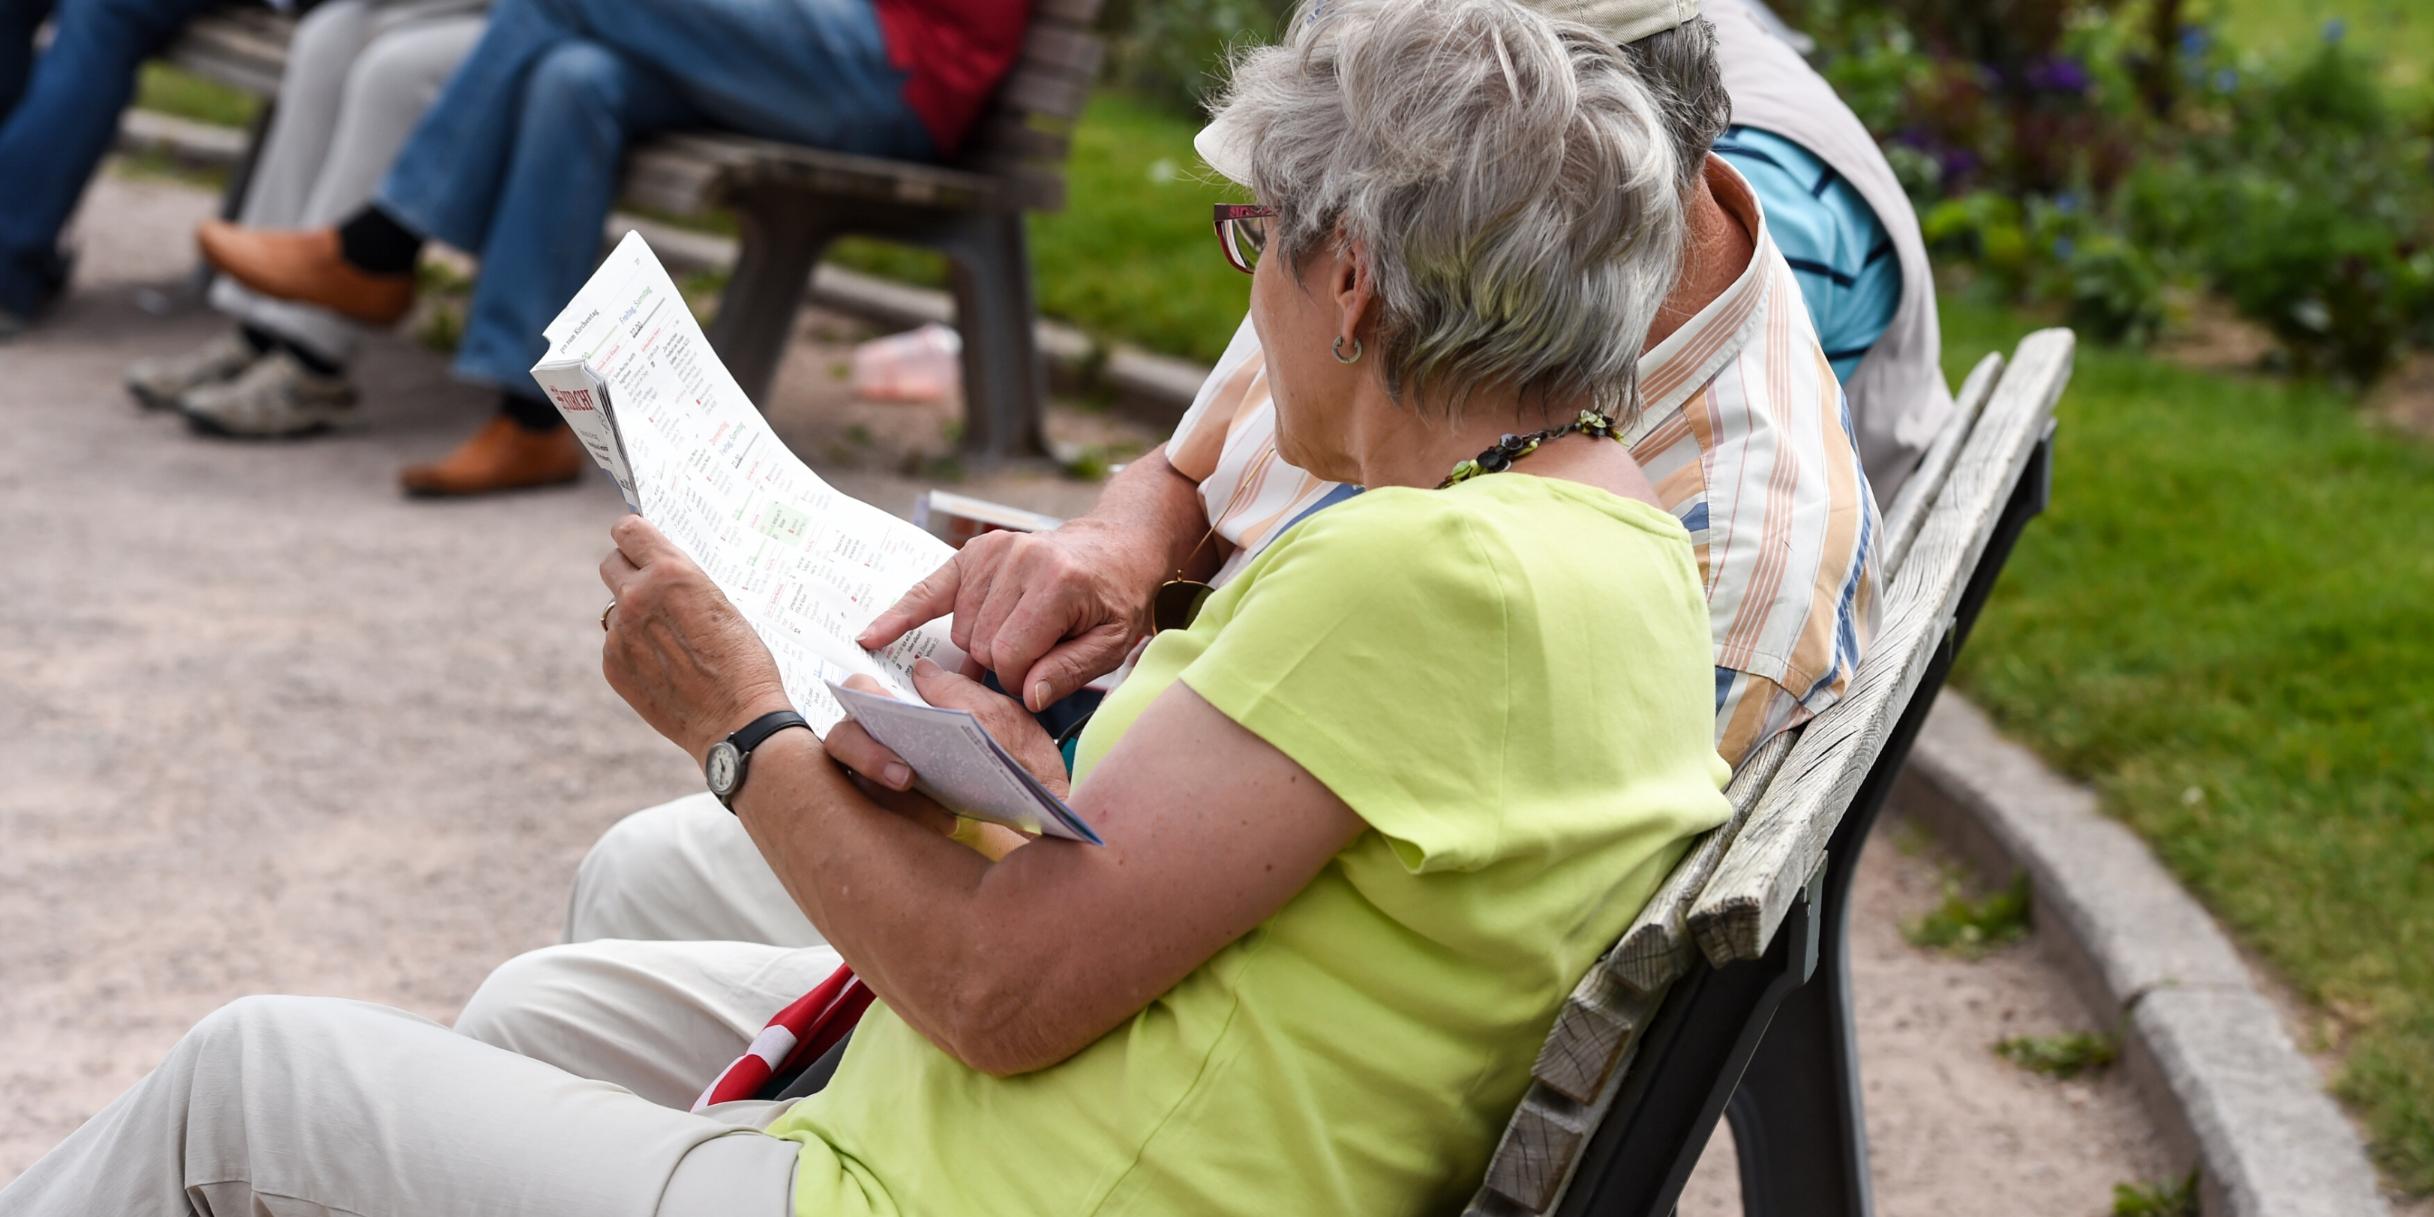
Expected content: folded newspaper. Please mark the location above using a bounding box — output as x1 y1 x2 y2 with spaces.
533 232 1101 845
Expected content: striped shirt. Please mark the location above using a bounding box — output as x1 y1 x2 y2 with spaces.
1165 158 1882 770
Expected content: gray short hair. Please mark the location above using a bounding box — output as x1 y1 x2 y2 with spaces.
1214 0 1686 423
1620 17 1731 196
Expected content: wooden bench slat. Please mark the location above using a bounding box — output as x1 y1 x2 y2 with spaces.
1031 0 1103 24
1481 1086 1596 1213
996 69 1095 122
1607 729 1794 993
1881 351 2003 576
157 43 284 97
1018 26 1107 77
1685 330 2075 965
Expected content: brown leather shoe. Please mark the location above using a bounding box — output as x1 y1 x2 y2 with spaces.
196 220 415 327
399 416 586 497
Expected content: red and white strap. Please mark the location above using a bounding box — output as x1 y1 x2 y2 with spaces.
692 963 873 1112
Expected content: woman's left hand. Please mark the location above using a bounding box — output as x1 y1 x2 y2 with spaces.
598 516 791 761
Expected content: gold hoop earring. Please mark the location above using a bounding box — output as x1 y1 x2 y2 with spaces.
1332 336 1363 365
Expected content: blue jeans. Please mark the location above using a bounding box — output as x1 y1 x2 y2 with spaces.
0 0 217 313
375 0 931 397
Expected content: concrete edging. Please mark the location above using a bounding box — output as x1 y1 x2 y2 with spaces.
1893 693 2391 1217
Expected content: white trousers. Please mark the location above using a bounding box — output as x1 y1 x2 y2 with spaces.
210 0 484 363
0 797 843 1216
0 995 806 1217
564 792 824 947
447 794 839 1106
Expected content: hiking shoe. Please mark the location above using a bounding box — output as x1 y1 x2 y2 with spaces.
180 348 359 438
126 331 258 410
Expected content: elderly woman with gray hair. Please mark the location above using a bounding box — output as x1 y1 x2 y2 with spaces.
0 2 1729 1213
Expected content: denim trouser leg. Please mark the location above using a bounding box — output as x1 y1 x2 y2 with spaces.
446 43 695 391
0 0 56 118
378 0 932 393
0 0 217 311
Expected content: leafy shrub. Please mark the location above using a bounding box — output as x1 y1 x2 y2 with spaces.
1806 3 2434 380
1098 0 1291 117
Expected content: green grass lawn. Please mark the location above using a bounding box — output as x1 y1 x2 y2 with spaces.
2216 0 2434 102
135 63 261 129
829 92 1250 365
1941 296 2434 1192
130 64 2434 1193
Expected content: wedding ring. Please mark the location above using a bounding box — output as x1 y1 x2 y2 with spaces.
601 601 617 632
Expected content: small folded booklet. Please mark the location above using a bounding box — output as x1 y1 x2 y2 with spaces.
532 231 1101 845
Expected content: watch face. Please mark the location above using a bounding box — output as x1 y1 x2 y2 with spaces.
706 742 741 795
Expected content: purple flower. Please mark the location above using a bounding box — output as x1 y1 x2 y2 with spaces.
2179 26 2212 58
2215 67 2239 93
2023 55 2093 96
2323 18 2347 44
2054 236 2078 261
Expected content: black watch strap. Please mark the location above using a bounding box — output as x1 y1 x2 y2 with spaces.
730 709 812 755
712 709 812 810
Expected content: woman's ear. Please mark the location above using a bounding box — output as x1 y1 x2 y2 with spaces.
1332 238 1375 348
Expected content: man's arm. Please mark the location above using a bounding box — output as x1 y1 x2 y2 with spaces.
858 443 1218 711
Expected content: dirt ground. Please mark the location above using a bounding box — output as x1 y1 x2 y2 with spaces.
1 168 2175 1213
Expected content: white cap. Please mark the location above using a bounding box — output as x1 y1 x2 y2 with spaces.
1196 0 1703 184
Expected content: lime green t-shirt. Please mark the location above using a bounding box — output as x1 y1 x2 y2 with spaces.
764 474 1732 1216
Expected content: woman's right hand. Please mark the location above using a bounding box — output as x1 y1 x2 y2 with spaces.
857 521 1171 712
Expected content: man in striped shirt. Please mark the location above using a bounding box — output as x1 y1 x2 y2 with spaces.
865 3 1881 772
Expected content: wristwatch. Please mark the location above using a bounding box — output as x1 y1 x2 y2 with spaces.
705 709 812 811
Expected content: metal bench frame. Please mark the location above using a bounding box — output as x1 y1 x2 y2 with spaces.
160 0 1106 462
1471 331 2076 1217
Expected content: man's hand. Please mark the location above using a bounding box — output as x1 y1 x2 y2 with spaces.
827 660 1071 800
859 520 1172 712
598 516 791 761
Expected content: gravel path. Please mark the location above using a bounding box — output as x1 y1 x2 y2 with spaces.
2 168 2171 1214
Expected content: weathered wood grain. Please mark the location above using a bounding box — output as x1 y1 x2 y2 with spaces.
1530 963 1667 1104
1608 730 1794 993
1880 352 2003 575
1687 329 2075 965
1480 1084 1596 1212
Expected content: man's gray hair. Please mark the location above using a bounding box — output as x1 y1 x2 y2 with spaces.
1213 0 1687 423
1620 16 1731 196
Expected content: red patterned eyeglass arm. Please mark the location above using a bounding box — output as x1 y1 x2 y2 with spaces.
1212 204 1277 275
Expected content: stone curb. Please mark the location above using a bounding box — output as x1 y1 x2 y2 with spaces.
1894 693 2390 1217
113 112 1209 429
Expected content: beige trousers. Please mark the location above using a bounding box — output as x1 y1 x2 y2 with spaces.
564 792 823 947
0 797 844 1216
449 794 841 1106
0 995 804 1217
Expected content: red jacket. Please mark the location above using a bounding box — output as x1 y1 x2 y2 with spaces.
873 0 1034 158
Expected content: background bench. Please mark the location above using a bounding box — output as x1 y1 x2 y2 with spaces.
1468 330 2075 1217
162 0 1106 462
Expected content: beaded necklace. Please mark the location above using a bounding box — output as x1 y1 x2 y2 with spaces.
1438 409 1626 489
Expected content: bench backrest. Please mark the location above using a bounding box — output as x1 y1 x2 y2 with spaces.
963 0 1108 212
1465 330 2076 1216
160 5 291 95
162 2 1108 213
